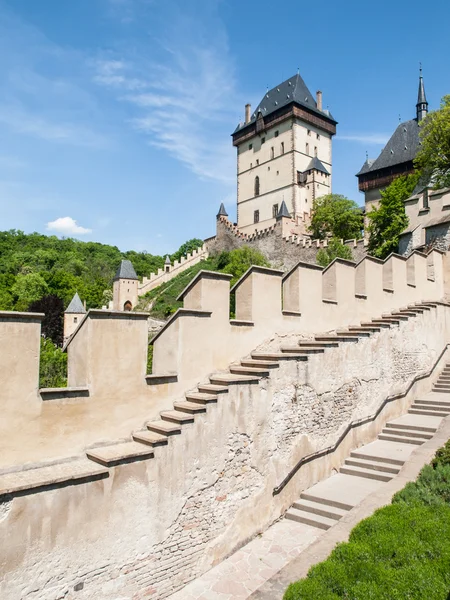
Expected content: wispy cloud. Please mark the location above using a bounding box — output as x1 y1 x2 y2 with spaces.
92 3 237 185
337 133 389 145
47 217 92 235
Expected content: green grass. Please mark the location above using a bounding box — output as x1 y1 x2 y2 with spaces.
284 441 450 600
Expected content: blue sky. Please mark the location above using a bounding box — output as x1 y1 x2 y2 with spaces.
0 0 449 254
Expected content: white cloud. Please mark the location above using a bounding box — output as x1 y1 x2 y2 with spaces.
337 133 389 145
47 217 92 235
92 6 237 185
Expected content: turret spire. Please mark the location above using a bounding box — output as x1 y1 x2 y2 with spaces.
416 64 428 122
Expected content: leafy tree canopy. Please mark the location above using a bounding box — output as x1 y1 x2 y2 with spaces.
221 246 270 287
309 194 363 240
170 238 204 263
367 173 419 259
316 238 353 267
415 95 450 189
28 295 64 347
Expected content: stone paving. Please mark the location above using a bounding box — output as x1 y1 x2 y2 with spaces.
168 519 319 600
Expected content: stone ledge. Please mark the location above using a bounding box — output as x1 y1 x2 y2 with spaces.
230 319 255 327
282 310 302 317
0 459 108 499
86 442 154 467
145 373 178 385
39 387 90 401
0 311 45 320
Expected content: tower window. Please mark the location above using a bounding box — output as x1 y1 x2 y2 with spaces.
256 159 259 165
254 176 260 196
254 210 260 223
317 134 320 140
271 146 274 159
306 143 309 155
272 204 279 218
314 146 318 157
307 129 311 136
274 130 279 137
74 317 78 324
281 142 285 154
261 137 265 144
250 163 252 168
249 143 253 150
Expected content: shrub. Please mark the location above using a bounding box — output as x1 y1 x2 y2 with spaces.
316 239 353 267
432 439 450 469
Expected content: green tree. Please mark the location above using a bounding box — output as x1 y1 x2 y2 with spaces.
222 246 270 287
367 173 419 259
171 238 204 262
415 95 450 188
316 238 353 267
11 273 49 311
309 194 363 240
39 337 67 388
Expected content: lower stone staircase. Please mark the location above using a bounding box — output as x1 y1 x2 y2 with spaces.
285 399 446 530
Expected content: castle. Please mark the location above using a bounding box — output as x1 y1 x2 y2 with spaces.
3 70 450 600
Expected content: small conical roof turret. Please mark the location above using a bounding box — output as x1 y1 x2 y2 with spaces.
65 292 86 314
165 255 171 265
416 65 428 122
216 202 228 218
113 259 138 281
276 200 291 219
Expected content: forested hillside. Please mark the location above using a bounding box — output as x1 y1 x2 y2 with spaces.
0 230 203 311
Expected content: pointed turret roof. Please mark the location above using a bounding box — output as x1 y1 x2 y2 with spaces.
306 156 330 175
276 200 291 219
217 202 228 218
65 292 86 314
165 255 171 265
114 259 138 281
417 69 428 106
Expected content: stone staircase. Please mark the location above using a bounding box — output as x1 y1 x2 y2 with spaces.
285 400 446 531
85 302 441 468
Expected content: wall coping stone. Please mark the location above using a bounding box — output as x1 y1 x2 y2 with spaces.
176 270 233 301
0 311 45 320
40 387 90 401
151 308 212 344
282 260 323 281
322 257 356 274
229 320 255 327
145 373 178 385
230 265 284 293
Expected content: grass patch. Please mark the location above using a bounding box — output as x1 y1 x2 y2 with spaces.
284 441 450 600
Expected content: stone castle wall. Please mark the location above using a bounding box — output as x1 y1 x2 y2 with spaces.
206 216 367 271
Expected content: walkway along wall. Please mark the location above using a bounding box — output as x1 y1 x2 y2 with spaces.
1 250 450 599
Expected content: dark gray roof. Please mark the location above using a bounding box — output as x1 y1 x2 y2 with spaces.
277 200 291 219
356 158 376 176
65 292 86 314
114 259 138 281
235 73 336 133
417 75 427 106
357 119 420 176
217 202 228 217
306 156 330 175
165 255 171 265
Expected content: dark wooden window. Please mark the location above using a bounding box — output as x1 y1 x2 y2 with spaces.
272 204 279 218
254 176 260 196
254 210 260 224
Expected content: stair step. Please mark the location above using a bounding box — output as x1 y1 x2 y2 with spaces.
292 499 347 521
415 399 450 407
240 359 279 368
344 457 401 474
314 336 358 343
361 321 391 328
209 374 261 385
378 433 424 445
86 442 154 467
147 420 182 436
185 392 219 404
281 346 325 354
385 422 437 433
160 410 195 424
300 492 353 512
340 465 394 482
251 352 308 361
408 409 450 417
381 427 433 440
382 314 408 321
336 329 371 337
196 384 228 395
390 312 416 318
350 450 405 467
348 326 382 332
285 507 335 530
297 341 339 347
433 386 450 392
229 366 270 376
173 401 206 414
132 430 168 447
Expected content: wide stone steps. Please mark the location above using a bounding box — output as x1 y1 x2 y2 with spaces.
381 427 433 440
291 498 348 521
160 410 195 424
414 398 450 408
86 442 154 467
409 408 450 417
385 421 437 433
340 464 394 482
132 430 168 447
185 392 219 404
344 457 401 474
378 432 424 445
285 507 337 530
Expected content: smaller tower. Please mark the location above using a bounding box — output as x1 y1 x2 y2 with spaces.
164 255 171 273
216 202 228 219
64 292 86 342
416 65 428 122
113 260 139 311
